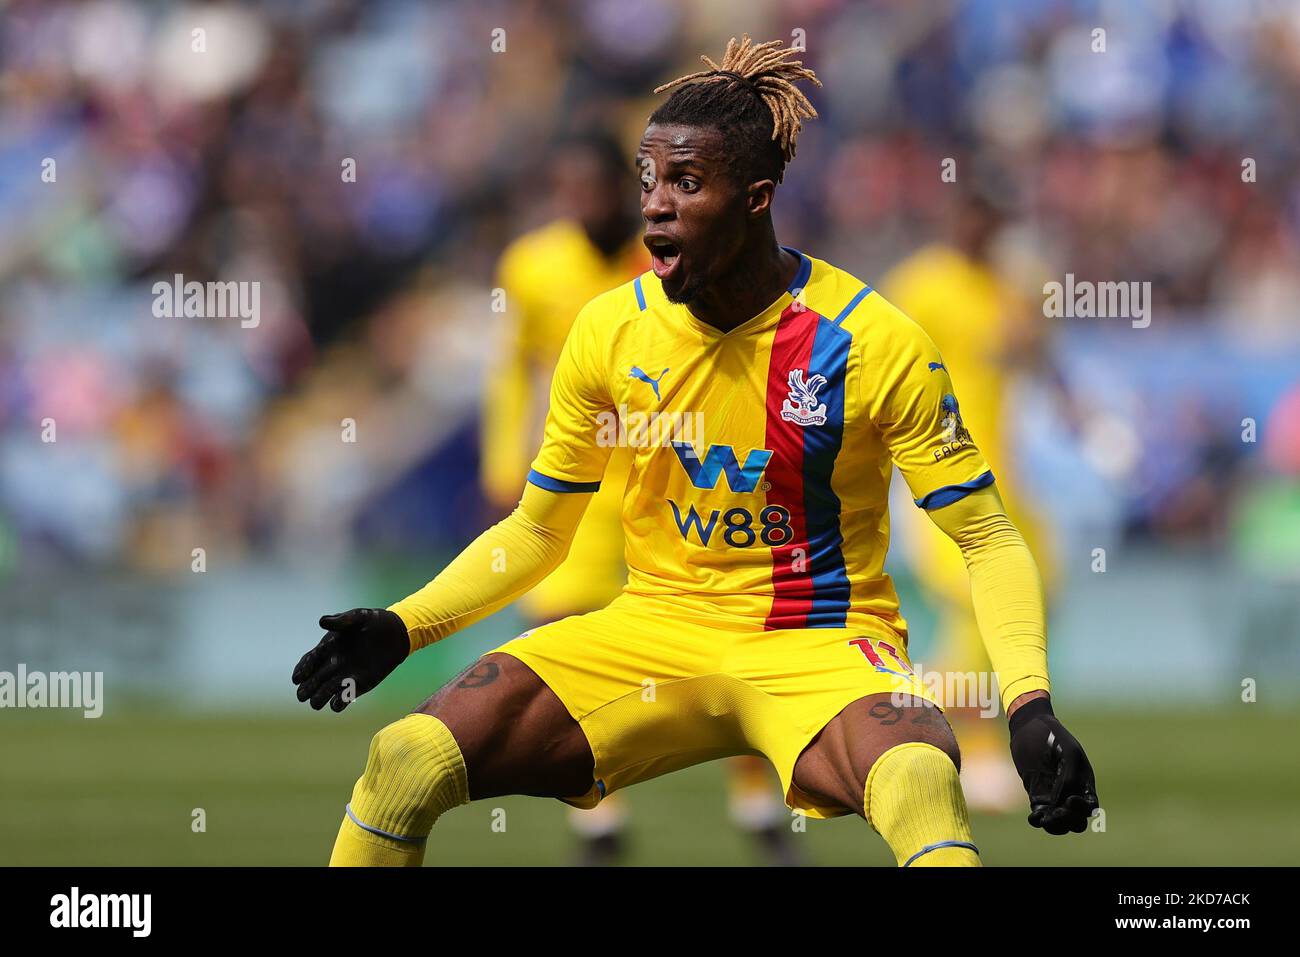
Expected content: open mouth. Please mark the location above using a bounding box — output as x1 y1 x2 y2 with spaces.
646 238 682 281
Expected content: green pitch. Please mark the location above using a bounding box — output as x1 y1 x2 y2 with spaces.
2 702 1295 865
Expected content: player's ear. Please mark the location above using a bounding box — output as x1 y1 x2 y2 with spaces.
746 178 777 218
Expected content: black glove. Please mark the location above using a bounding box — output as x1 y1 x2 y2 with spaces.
291 608 409 712
1008 697 1099 834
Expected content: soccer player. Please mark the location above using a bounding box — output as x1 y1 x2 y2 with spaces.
294 36 1099 867
483 129 800 865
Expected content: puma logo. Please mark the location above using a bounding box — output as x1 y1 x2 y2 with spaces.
629 366 669 401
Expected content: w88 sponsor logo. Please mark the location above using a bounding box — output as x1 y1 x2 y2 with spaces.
669 500 793 548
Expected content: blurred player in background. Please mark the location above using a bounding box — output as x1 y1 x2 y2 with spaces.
483 129 801 865
881 177 1058 811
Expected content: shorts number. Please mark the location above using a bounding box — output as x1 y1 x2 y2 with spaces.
849 637 914 676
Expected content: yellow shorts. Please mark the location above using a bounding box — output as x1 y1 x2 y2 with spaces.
488 593 940 819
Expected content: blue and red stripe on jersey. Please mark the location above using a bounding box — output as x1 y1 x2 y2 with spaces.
762 301 853 629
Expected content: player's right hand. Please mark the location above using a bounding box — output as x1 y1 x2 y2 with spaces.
291 608 410 712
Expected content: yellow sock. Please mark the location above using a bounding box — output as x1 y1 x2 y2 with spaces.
329 714 469 867
864 742 980 867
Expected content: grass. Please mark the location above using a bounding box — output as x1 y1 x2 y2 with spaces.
2 703 1295 865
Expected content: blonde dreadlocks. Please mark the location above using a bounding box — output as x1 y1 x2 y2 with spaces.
650 35 821 183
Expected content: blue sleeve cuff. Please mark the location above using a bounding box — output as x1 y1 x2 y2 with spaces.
526 468 601 494
914 470 995 510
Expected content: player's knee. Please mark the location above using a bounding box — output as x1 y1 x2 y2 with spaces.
348 714 470 841
864 742 979 867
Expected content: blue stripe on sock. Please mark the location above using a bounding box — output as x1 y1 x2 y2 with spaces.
903 840 979 866
345 803 426 844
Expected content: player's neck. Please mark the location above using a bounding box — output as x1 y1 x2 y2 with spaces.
686 238 798 334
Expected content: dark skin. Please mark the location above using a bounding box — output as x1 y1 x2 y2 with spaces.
399 121 1045 813
413 655 595 800
637 123 799 328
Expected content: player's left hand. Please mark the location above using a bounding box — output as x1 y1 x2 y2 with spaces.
291 608 409 712
1007 696 1099 834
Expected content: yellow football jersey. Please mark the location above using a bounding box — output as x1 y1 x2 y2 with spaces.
528 248 993 634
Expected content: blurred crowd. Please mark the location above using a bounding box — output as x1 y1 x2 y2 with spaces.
2 0 1298 576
